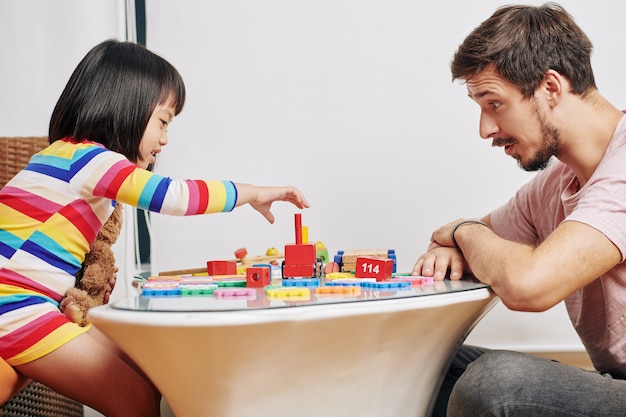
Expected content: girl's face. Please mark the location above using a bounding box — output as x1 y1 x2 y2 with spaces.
137 98 176 169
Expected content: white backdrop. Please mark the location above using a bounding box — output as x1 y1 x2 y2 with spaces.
0 0 141 304
2 0 625 352
1 2 128 415
0 0 125 136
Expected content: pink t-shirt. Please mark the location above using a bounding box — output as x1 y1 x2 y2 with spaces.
490 114 626 377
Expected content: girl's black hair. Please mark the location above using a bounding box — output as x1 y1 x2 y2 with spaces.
49 39 186 162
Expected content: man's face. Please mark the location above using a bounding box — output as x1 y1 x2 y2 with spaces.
466 67 560 171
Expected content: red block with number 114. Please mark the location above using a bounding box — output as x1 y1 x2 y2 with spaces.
354 256 394 281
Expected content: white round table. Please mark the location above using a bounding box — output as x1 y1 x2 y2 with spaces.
89 279 497 417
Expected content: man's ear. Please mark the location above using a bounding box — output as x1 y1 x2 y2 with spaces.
541 69 565 107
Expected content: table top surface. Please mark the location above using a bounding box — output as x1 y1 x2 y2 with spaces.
111 274 489 313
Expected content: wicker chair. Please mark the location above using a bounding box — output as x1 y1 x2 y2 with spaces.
0 136 84 417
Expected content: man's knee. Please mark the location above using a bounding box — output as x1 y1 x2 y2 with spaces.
447 350 536 416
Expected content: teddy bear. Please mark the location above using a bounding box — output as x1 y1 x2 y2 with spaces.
60 202 123 326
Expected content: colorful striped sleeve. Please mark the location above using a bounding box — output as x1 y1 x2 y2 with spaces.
81 146 238 215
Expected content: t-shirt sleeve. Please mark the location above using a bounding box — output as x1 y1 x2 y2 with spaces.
491 156 626 261
565 149 626 261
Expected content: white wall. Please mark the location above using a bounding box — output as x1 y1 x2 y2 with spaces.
0 0 126 136
0 0 144 304
2 0 625 353
144 0 626 352
0 2 129 415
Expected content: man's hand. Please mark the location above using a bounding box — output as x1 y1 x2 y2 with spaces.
412 242 468 281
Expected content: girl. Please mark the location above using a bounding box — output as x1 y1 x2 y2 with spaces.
0 39 309 416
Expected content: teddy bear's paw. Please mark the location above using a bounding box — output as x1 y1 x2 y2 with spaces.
63 302 89 327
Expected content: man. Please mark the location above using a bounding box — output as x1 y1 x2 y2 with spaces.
412 3 626 416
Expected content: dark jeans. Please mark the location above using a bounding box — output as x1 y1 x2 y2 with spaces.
431 345 626 417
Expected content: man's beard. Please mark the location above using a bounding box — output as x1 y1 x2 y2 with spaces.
518 105 561 172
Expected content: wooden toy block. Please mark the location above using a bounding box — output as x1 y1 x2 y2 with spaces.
141 279 182 297
207 260 237 276
284 243 316 264
214 288 256 299
360 280 411 289
281 213 324 279
180 283 218 296
294 213 303 244
283 263 316 278
340 249 389 272
246 266 271 287
326 278 375 286
214 278 247 287
316 241 329 263
265 286 311 299
281 278 320 287
315 286 361 297
389 274 434 286
324 272 355 280
355 256 394 281
282 243 318 277
233 247 284 266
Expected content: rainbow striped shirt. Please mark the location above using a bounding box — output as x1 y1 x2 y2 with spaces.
0 138 237 364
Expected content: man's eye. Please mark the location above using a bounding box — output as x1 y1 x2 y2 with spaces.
161 120 168 127
491 102 501 110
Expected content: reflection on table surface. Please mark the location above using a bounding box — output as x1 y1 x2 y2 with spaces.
114 274 489 312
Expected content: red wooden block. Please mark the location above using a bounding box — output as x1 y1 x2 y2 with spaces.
246 266 271 287
284 243 316 264
355 256 394 281
207 260 237 276
283 264 315 278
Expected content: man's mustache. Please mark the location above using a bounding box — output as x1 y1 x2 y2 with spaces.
492 137 516 147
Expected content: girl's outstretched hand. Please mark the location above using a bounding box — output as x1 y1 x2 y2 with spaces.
236 184 310 223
